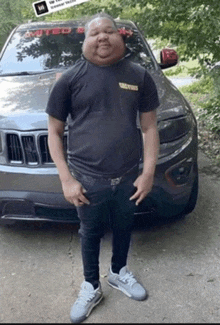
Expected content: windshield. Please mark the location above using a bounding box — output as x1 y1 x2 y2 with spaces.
0 23 156 75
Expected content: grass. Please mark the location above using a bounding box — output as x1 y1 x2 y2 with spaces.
164 59 200 77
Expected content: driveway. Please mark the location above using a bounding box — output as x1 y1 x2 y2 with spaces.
169 76 196 88
1 150 220 323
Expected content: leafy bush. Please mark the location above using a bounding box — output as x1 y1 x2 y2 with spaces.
181 76 213 94
201 98 220 134
201 69 220 134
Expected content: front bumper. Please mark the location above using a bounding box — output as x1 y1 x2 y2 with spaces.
0 166 79 223
0 127 198 223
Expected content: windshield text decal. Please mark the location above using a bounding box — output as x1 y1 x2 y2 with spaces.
24 28 72 37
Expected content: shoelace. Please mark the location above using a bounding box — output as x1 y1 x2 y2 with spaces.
75 287 95 306
120 271 137 286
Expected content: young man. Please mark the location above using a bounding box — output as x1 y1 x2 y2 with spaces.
46 13 160 323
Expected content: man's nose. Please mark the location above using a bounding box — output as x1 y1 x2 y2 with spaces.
98 32 108 41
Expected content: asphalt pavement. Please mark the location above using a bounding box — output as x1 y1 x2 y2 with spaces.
169 76 196 88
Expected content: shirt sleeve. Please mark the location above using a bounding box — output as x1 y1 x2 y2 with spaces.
46 74 71 122
139 70 160 112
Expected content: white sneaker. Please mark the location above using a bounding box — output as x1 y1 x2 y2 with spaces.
70 281 103 323
108 266 148 301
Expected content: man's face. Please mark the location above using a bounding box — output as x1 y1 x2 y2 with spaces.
82 18 126 66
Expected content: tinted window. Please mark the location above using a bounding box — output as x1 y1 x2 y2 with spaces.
0 23 155 75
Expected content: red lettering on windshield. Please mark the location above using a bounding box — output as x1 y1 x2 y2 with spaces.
24 28 72 38
52 28 60 35
76 27 85 34
62 28 72 34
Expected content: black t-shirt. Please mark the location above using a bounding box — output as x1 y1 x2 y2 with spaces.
46 56 159 177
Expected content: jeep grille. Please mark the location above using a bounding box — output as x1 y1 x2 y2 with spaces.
6 133 67 166
7 134 23 164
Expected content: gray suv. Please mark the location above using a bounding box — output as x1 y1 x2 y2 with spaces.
0 19 198 224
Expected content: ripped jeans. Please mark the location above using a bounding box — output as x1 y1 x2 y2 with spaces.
72 167 139 289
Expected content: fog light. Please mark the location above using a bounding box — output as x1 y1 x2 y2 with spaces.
165 158 193 186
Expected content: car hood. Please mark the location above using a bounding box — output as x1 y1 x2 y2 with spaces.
149 70 191 120
0 71 58 130
0 69 190 131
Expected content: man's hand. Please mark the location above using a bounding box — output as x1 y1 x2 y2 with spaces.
129 173 154 206
130 110 158 206
61 177 90 206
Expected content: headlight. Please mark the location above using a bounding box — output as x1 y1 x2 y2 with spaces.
158 114 193 144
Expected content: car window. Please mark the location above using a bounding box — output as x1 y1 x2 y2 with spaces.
119 25 155 70
0 23 155 75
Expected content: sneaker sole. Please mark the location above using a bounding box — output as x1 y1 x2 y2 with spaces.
70 293 103 323
107 280 147 301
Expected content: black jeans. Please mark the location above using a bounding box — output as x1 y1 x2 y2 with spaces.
72 167 139 289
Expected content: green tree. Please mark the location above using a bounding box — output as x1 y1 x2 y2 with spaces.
0 0 45 50
135 0 220 71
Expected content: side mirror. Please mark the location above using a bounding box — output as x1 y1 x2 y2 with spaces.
159 48 178 69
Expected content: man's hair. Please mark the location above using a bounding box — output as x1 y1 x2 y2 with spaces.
84 13 118 36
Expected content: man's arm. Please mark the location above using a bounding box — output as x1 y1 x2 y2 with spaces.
130 110 159 206
47 115 90 206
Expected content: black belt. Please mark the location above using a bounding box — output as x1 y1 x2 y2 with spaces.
106 164 139 185
71 164 139 186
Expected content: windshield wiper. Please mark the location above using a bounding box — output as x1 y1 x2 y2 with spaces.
0 71 33 76
0 69 58 77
